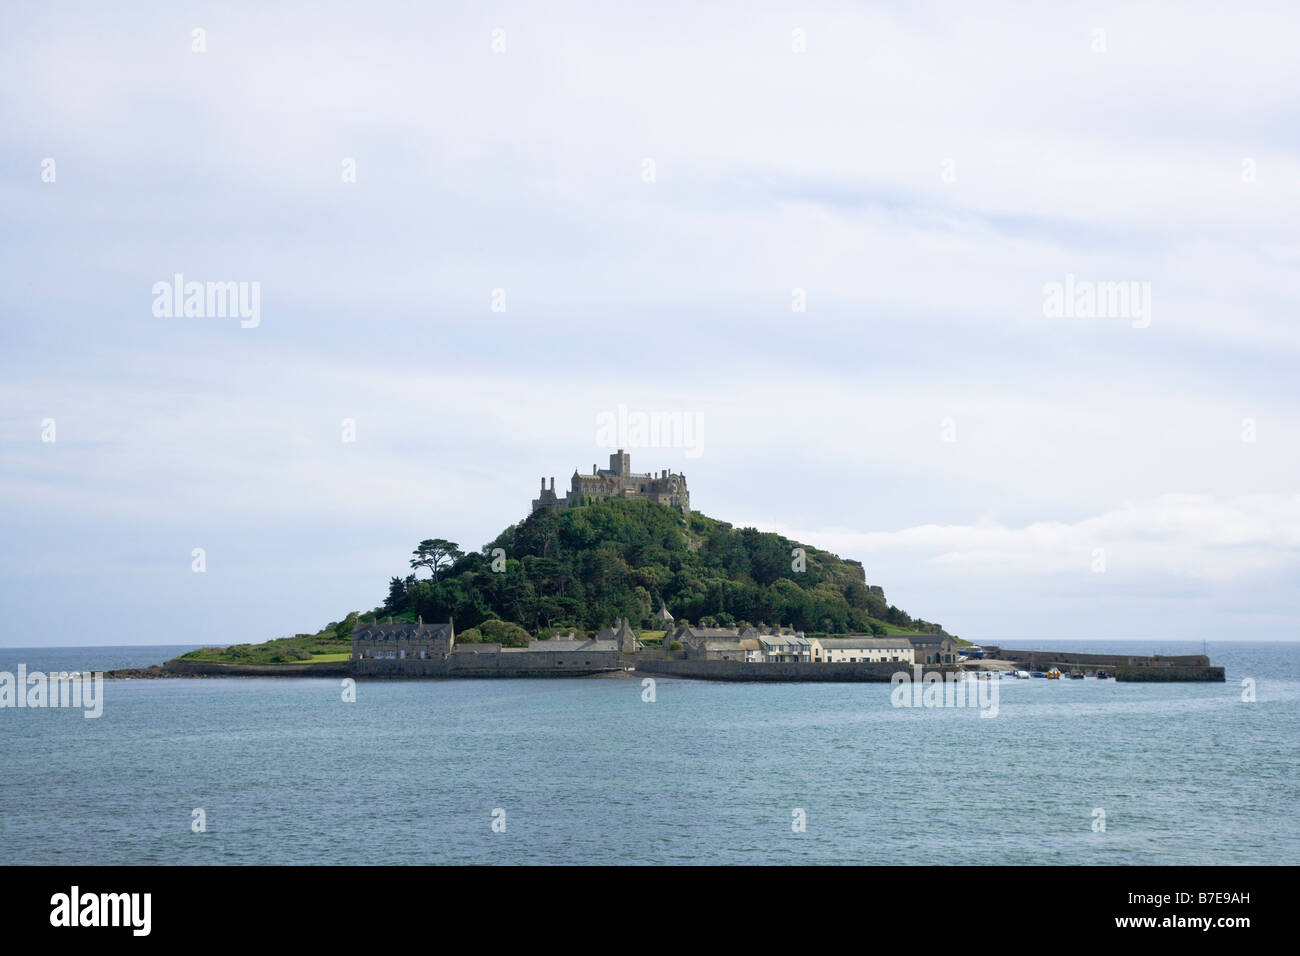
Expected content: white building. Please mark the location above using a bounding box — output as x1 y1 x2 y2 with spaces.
812 637 914 663
758 634 813 663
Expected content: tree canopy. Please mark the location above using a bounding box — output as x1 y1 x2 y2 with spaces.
382 499 947 638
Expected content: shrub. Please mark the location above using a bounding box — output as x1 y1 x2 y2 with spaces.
478 619 532 648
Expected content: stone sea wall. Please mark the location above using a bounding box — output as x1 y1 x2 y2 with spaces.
635 659 961 682
352 652 620 678
163 660 353 678
994 650 1209 669
1114 665 1225 682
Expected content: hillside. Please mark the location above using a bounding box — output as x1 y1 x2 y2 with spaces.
177 498 950 665
384 498 949 638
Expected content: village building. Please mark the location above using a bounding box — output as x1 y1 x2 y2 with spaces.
671 625 744 660
653 603 674 628
758 634 813 663
812 636 914 663
352 618 622 674
351 617 455 661
908 634 961 665
696 639 747 661
671 624 814 662
595 617 641 653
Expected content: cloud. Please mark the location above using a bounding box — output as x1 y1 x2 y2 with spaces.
766 494 1300 582
1 1 1298 644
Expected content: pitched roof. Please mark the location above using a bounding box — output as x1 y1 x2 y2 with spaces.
524 639 618 652
679 627 743 640
352 621 454 641
759 635 811 648
818 637 914 649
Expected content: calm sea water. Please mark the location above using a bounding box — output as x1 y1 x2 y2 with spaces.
1 641 1297 865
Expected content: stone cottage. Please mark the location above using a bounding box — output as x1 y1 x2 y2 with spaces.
351 616 455 661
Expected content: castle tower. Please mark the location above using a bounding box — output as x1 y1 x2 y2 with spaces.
531 450 689 515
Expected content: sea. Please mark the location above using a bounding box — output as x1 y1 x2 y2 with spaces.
1 640 1296 865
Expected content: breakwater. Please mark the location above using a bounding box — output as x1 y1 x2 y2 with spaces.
993 649 1209 669
986 649 1223 681
635 659 962 682
1115 664 1225 682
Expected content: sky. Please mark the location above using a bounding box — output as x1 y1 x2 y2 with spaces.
1 1 1297 646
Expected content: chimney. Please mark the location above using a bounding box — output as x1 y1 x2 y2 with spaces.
550 477 555 490
540 477 545 490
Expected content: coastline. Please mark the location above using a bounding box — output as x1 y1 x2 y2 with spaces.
101 651 1226 682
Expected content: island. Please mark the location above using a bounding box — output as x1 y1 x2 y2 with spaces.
105 451 1223 682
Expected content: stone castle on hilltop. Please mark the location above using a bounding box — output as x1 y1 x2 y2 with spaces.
532 450 690 515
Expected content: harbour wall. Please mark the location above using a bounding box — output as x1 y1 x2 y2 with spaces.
1115 664 1225 682
992 650 1209 670
635 659 961 682
351 654 620 678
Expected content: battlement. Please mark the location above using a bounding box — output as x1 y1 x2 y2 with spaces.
531 450 690 515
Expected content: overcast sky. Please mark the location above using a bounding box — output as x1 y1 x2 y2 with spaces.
2 1 1297 646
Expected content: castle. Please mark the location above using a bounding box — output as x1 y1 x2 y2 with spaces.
532 450 690 515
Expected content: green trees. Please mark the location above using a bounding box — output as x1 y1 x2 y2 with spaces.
476 619 532 647
389 499 943 637
410 539 463 582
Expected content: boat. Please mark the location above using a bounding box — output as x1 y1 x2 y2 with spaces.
1069 671 1084 679
1013 670 1031 679
1095 670 1111 679
1045 668 1062 680
1030 671 1047 679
